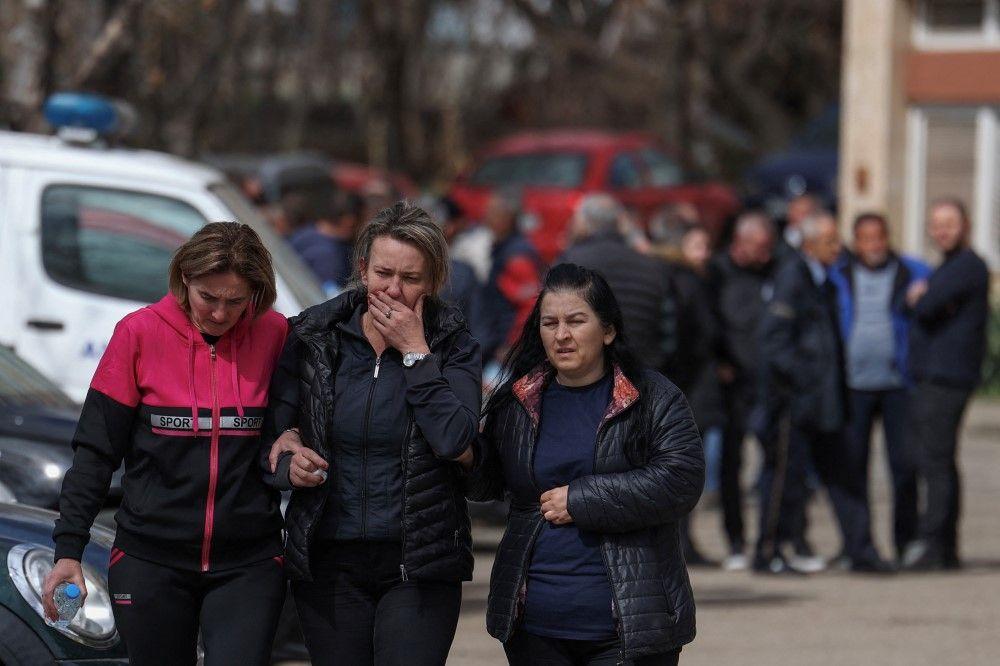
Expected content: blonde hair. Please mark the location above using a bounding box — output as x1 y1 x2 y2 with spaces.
168 222 277 316
351 201 450 294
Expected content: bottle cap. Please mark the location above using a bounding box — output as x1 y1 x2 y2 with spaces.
64 583 81 599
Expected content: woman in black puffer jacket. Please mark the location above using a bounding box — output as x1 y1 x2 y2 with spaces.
262 202 481 666
469 263 704 665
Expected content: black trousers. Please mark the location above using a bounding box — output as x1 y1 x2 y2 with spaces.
107 550 286 666
757 419 874 561
504 628 681 666
847 388 917 557
910 382 972 561
291 540 461 666
719 384 751 553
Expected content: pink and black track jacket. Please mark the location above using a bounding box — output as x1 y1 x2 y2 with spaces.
53 294 288 572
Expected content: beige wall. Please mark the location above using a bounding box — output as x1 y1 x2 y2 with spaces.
839 0 912 247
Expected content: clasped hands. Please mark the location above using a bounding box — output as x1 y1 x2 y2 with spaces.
268 429 327 488
540 485 573 525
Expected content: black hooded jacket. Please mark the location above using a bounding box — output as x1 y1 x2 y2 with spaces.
262 290 481 582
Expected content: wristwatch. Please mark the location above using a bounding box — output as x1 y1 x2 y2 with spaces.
402 351 430 368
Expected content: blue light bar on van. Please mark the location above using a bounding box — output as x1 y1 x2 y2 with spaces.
43 93 119 136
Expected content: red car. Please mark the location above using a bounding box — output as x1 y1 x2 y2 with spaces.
448 130 740 263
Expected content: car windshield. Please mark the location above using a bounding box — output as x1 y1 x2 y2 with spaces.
469 152 589 188
0 346 76 409
639 148 684 187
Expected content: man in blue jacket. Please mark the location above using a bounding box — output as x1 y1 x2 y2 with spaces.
829 212 930 568
902 198 990 571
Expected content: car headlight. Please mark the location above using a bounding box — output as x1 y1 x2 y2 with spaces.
0 479 16 503
7 544 118 648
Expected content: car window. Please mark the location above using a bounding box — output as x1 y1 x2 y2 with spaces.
608 153 642 189
469 153 588 188
638 148 684 187
40 185 207 303
0 345 76 409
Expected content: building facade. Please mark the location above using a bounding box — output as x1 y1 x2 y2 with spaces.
841 0 1000 270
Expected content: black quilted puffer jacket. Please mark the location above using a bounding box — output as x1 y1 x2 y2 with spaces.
261 290 479 582
469 365 704 661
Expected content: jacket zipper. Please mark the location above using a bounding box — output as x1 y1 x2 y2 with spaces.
594 412 630 664
399 417 414 581
360 355 381 539
200 344 221 572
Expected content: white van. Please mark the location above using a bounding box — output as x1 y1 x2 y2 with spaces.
0 95 324 402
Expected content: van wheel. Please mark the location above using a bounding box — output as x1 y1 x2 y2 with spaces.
0 606 56 666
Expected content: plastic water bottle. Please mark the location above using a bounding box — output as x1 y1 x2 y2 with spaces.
51 582 83 628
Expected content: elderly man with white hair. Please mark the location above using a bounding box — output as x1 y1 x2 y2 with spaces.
754 211 892 575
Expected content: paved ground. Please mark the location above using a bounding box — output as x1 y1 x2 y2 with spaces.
263 399 999 665
90 398 999 664
446 398 1000 665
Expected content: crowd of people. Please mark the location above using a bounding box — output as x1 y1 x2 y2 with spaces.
276 184 991 578
39 182 990 665
275 182 990 578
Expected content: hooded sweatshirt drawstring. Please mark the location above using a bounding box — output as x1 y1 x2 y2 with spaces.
187 327 200 435
230 331 244 417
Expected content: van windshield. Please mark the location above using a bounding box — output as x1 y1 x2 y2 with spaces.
0 346 76 410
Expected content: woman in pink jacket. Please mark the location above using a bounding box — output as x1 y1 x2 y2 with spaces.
42 222 289 666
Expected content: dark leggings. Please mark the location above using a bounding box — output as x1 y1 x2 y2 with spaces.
504 628 681 665
107 551 286 666
291 540 461 666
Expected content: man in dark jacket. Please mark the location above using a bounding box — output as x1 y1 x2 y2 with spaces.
707 211 777 570
561 194 677 374
562 194 715 565
828 212 930 566
756 211 883 573
902 198 991 571
288 190 363 295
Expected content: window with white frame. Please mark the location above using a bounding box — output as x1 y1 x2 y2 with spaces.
914 0 1000 48
906 106 1000 269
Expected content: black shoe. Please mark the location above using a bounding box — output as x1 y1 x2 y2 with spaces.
901 540 945 571
752 553 804 576
943 553 963 570
850 557 896 575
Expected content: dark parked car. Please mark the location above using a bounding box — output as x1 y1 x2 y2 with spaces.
1 502 126 665
743 104 840 218
0 347 308 662
0 345 122 509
